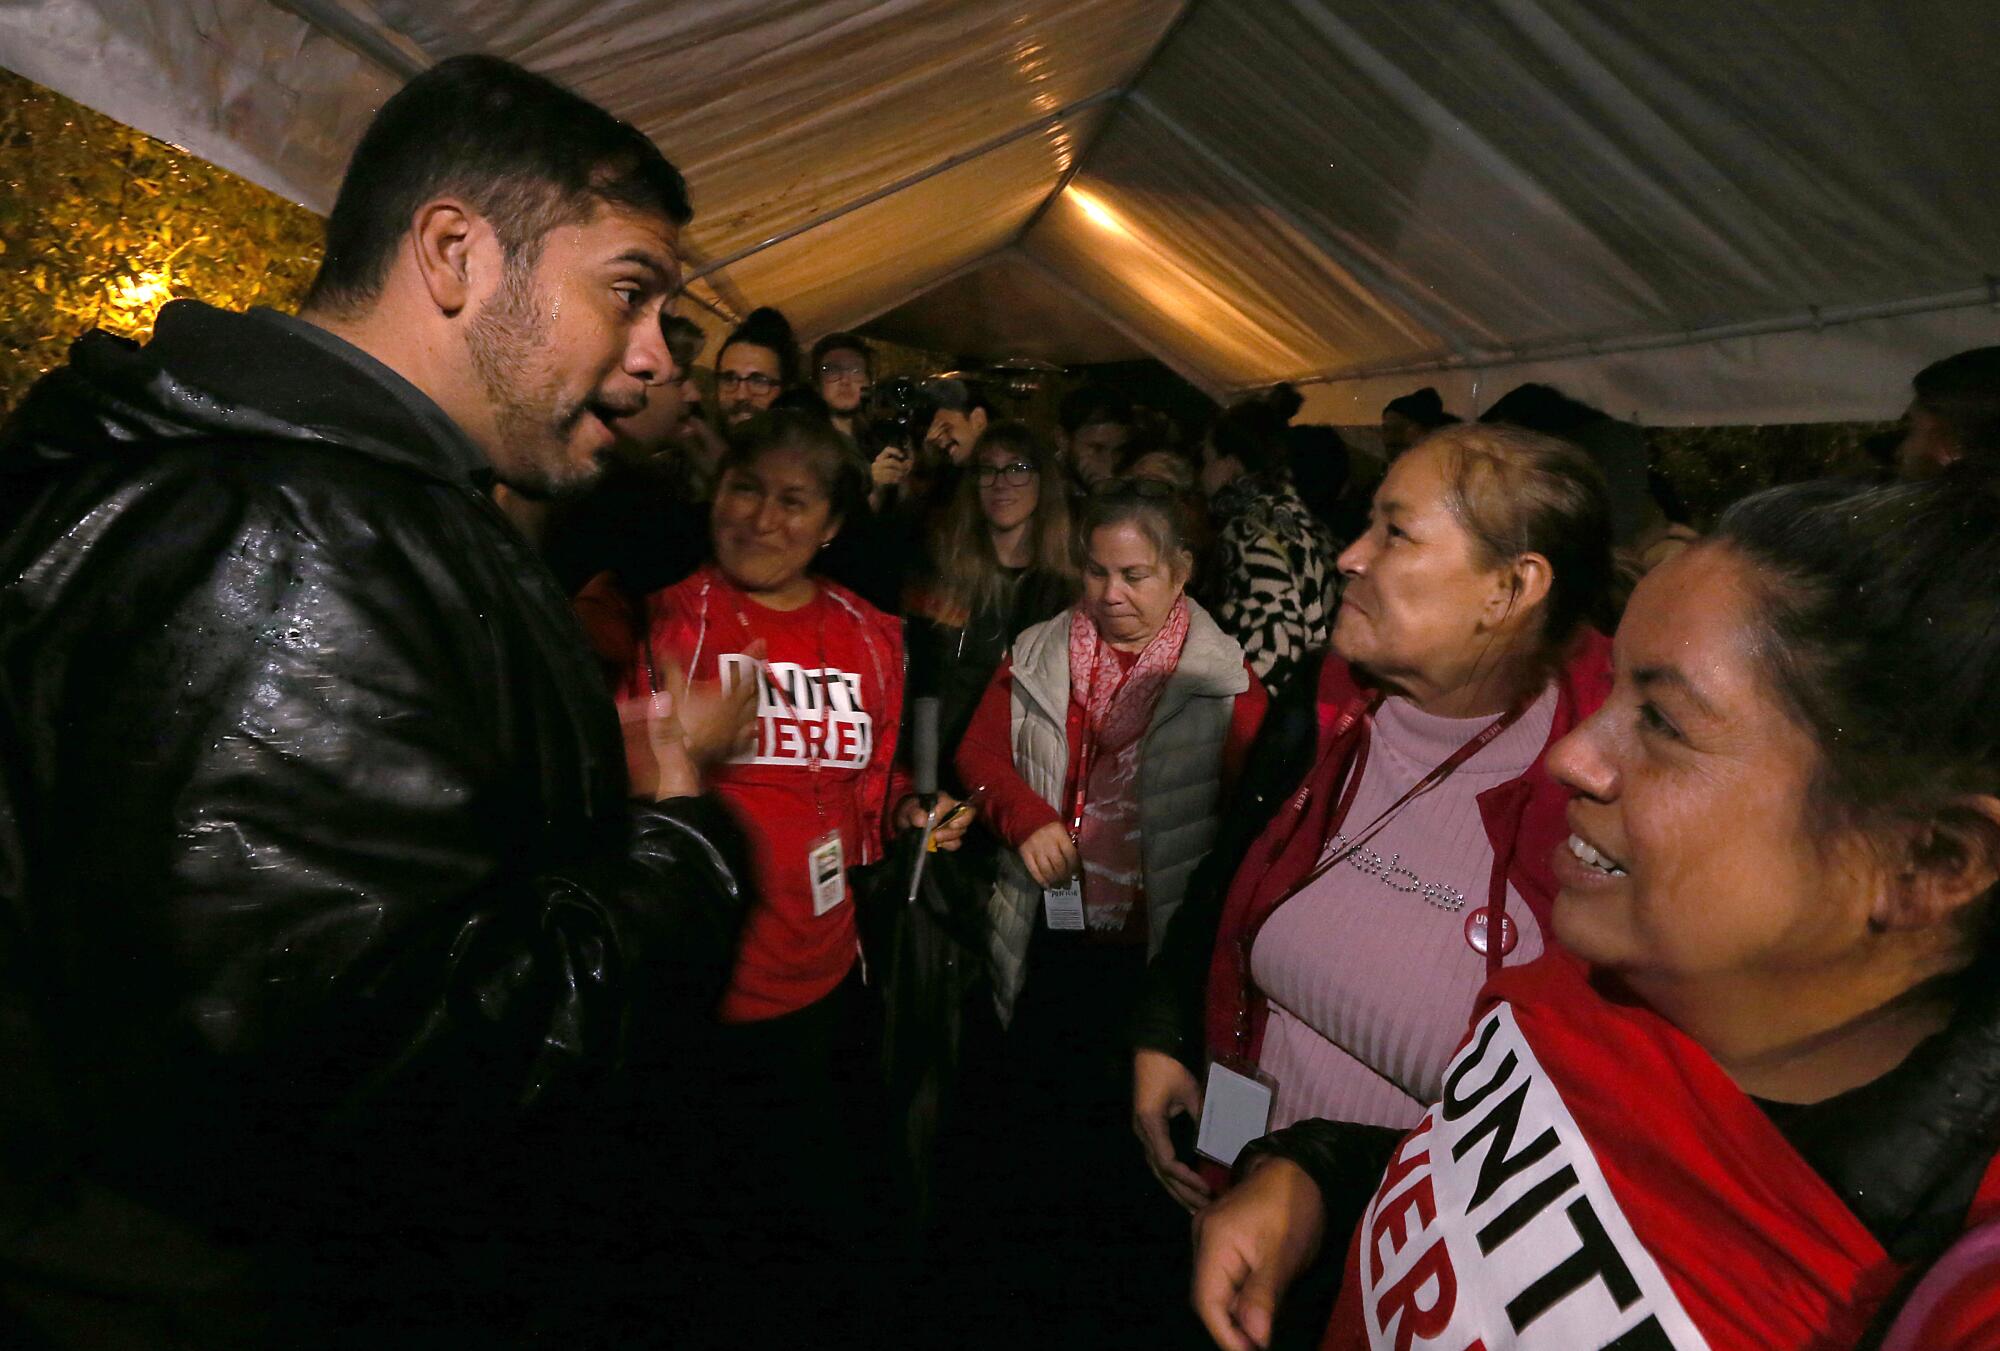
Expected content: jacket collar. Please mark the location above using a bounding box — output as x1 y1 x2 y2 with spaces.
2 301 492 489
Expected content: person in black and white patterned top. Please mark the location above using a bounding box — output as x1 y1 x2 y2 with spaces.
1200 398 1340 697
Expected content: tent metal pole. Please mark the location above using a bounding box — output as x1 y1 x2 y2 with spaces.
1012 249 1223 398
677 285 738 327
1257 284 2000 395
682 87 1124 285
1125 91 1483 359
270 0 430 78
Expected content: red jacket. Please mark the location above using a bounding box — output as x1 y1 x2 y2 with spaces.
1202 632 1613 1072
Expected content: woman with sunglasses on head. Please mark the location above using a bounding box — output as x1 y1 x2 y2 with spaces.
1129 424 1617 1303
945 476 1268 1346
1194 465 2000 1351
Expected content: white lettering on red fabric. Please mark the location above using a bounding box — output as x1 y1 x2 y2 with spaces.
718 653 873 770
1356 1006 1709 1350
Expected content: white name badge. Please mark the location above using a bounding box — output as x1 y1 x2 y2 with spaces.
1042 877 1085 930
808 830 846 916
1196 1062 1275 1167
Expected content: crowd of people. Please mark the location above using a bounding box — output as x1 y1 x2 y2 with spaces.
5 51 2000 1351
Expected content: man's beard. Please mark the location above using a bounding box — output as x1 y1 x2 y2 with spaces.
466 267 597 498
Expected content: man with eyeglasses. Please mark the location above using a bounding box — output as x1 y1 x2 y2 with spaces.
714 306 799 426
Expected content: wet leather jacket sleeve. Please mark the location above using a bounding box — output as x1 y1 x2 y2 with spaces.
0 448 750 1197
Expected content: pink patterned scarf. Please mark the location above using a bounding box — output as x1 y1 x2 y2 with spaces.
1066 596 1191 935
1068 595 1192 752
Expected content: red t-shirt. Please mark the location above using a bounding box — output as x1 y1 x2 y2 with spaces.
616 566 905 1022
1323 955 1929 1351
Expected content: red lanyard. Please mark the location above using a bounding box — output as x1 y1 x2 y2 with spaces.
1068 733 1097 838
1294 693 1530 894
1066 643 1128 838
1229 691 1531 1061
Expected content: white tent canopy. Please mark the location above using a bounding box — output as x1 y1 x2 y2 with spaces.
5 0 1997 423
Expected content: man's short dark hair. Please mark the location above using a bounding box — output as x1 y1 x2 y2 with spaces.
1208 398 1290 476
1914 346 2000 463
921 377 995 419
306 55 692 313
810 332 872 375
1058 383 1134 437
662 315 705 374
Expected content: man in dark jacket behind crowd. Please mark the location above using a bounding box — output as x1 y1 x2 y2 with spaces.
0 56 751 1348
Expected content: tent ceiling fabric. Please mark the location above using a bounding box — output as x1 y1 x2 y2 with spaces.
864 250 1147 365
3 0 1996 422
715 106 1109 341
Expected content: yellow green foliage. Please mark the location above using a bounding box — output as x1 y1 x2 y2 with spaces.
0 67 324 413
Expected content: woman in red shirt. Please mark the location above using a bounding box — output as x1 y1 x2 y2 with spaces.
608 409 964 1343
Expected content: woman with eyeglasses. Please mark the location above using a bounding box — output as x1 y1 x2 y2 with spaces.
907 422 1079 763
943 476 1268 1346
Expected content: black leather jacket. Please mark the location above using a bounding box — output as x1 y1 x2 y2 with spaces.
0 303 750 1346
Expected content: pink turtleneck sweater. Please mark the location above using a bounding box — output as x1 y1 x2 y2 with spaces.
1250 685 1557 1131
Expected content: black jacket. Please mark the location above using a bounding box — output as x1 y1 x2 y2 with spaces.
0 303 750 1347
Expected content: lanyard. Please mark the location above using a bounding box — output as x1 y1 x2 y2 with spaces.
1229 690 1531 1061
1068 733 1097 838
1293 694 1530 895
1065 638 1129 839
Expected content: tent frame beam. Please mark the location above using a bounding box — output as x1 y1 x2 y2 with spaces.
1256 283 2000 396
271 0 429 78
1009 0 1200 249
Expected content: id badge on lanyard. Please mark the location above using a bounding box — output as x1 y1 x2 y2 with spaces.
1196 1062 1275 1167
1043 876 1084 930
808 829 846 915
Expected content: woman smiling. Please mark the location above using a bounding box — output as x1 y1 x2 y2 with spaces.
1194 468 2000 1350
604 411 962 1342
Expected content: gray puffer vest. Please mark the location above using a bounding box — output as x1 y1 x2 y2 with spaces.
987 601 1249 1023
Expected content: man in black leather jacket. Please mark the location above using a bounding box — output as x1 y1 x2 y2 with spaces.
0 57 750 1348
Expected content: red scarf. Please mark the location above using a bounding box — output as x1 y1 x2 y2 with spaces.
1324 956 1917 1350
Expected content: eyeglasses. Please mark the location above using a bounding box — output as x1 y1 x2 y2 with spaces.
974 461 1038 487
718 371 781 392
818 362 870 384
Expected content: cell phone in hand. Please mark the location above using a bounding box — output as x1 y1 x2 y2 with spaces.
1169 1110 1200 1168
